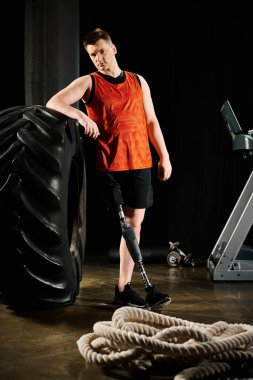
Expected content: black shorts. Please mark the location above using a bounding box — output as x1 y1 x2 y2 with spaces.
96 168 153 209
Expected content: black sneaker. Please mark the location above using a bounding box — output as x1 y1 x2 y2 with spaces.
145 285 171 306
114 282 148 308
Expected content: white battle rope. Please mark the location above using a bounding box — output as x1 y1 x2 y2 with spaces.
77 306 253 379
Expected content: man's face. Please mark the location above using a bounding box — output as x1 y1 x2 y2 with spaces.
86 39 117 72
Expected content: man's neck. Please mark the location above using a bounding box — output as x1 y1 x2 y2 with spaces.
99 64 122 78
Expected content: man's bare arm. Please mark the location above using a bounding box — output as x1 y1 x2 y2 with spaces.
46 75 100 139
139 75 172 181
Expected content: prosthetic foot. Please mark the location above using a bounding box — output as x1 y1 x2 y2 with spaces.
145 285 171 306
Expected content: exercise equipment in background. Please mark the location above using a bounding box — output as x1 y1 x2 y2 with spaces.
207 100 253 281
167 241 195 267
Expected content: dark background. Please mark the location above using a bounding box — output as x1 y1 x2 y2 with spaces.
1 0 253 259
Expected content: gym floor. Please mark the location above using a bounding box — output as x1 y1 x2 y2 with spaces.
0 253 252 380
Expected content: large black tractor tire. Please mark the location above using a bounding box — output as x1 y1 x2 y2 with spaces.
0 105 86 309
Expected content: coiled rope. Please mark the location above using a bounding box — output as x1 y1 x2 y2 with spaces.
77 306 253 379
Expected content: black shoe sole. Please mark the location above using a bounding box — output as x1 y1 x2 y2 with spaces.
113 298 149 308
146 296 172 307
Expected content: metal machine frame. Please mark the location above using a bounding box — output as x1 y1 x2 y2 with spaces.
207 100 253 281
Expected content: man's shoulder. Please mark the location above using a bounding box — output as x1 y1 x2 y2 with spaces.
125 71 142 87
87 71 97 78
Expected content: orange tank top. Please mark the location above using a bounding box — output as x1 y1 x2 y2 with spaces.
85 71 152 172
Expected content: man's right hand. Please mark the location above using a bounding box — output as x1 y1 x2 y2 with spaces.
78 114 100 139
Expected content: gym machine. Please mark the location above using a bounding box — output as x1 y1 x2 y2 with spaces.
207 100 253 281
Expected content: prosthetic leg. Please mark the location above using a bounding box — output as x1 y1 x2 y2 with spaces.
115 190 171 306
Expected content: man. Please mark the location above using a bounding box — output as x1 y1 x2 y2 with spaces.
46 28 172 308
